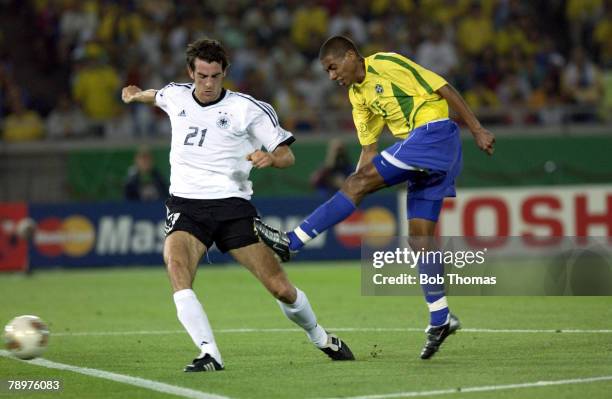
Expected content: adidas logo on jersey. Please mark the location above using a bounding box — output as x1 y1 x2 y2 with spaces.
178 110 186 117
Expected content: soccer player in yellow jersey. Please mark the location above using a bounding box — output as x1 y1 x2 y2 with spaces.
256 36 495 359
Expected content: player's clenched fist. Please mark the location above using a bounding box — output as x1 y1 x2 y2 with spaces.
472 127 495 156
247 150 274 169
121 85 142 103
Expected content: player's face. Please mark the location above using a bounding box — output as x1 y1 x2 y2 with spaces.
321 50 362 86
188 58 226 103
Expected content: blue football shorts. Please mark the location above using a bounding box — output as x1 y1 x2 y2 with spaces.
372 119 463 222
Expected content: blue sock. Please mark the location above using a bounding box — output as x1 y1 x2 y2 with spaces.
418 256 449 326
287 231 302 251
288 191 356 251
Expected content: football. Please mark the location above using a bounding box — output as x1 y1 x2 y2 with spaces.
3 315 50 360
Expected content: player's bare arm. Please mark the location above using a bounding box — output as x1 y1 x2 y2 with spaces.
121 85 157 105
247 145 295 169
355 143 378 171
437 84 495 156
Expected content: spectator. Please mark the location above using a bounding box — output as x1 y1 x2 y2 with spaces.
457 3 494 56
473 45 503 90
496 72 532 124
274 79 318 132
565 0 603 48
291 0 329 52
416 24 458 76
96 2 143 47
57 0 98 62
294 62 333 110
370 0 415 17
562 47 604 119
601 70 612 121
529 73 564 125
464 82 500 117
310 139 354 198
46 93 89 139
594 4 612 67
72 44 121 136
2 89 44 142
495 15 531 56
272 37 307 79
124 146 168 201
0 64 10 119
5 0 612 135
328 5 368 45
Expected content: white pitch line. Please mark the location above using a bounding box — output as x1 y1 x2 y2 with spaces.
52 327 612 337
320 375 612 399
53 329 186 337
0 350 229 399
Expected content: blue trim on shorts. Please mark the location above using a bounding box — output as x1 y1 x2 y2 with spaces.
372 154 418 186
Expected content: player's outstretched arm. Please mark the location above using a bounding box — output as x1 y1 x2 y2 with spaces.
121 85 157 105
437 84 495 155
247 145 295 169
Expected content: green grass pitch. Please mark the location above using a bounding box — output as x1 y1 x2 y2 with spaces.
1 262 611 398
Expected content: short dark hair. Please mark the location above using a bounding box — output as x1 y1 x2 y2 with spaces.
186 38 229 71
319 36 360 59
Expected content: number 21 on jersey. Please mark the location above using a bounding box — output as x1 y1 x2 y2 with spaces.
184 126 207 146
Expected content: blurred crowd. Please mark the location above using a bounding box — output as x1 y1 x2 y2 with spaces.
1 0 612 142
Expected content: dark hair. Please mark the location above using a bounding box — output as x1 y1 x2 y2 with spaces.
186 38 229 71
319 35 360 59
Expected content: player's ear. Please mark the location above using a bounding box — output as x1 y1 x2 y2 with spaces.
187 66 195 80
222 63 230 77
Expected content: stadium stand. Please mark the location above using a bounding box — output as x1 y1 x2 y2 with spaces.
0 0 610 141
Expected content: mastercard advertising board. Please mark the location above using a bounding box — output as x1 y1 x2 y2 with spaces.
15 195 398 268
27 202 167 268
4 185 611 269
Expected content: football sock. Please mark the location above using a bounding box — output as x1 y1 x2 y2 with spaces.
418 258 450 326
289 191 356 251
277 288 328 348
173 289 222 363
427 296 449 327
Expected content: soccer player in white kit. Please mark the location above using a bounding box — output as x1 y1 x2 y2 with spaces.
121 38 354 372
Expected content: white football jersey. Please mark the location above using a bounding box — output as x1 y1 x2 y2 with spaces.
155 83 294 200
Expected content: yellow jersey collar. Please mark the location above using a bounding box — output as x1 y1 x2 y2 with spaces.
351 57 369 89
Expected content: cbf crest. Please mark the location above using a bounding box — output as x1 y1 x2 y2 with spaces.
375 84 384 94
216 112 231 129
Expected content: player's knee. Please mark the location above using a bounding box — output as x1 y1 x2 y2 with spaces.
269 281 295 303
343 171 371 197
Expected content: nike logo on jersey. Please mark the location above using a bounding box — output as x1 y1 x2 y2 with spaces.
178 110 186 117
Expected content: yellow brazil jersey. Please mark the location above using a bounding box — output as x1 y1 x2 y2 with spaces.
349 52 449 145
